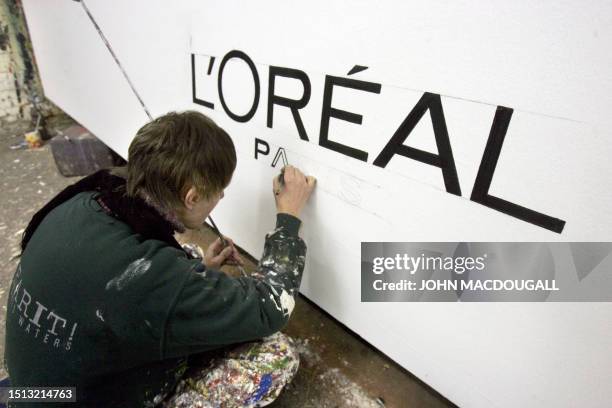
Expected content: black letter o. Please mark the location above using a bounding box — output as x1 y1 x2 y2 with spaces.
217 50 260 123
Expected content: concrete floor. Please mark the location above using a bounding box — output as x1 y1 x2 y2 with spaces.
0 118 455 408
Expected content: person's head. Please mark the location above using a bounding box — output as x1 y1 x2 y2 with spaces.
126 110 236 229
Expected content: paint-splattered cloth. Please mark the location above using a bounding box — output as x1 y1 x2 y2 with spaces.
164 332 299 408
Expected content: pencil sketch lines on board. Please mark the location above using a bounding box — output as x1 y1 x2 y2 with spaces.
253 138 387 222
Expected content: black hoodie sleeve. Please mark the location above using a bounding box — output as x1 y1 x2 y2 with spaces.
162 214 306 359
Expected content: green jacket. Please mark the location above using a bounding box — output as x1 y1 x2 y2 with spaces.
5 173 306 407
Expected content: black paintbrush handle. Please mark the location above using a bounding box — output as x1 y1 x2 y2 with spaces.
207 216 227 247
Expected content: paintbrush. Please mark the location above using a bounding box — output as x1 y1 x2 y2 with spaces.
207 216 248 277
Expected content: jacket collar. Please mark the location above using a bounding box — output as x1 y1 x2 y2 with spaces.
22 168 185 253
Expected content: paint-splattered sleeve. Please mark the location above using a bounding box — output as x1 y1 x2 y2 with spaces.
162 213 306 359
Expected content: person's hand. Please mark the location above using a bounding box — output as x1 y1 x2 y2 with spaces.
273 165 316 219
204 236 243 269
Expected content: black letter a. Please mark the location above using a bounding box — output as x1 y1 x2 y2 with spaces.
373 93 461 196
